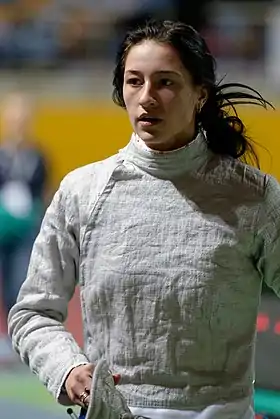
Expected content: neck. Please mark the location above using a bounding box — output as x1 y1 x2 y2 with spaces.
2 135 28 148
120 130 210 180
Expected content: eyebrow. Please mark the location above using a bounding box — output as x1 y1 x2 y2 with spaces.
124 70 182 77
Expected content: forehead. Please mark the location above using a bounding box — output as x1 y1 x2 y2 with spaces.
125 40 185 74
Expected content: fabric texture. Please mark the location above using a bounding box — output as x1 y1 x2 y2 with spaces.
7 132 280 417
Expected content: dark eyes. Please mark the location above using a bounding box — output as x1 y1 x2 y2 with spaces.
159 78 174 87
126 78 174 87
126 78 142 86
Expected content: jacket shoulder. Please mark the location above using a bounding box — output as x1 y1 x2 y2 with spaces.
53 154 119 228
209 156 269 197
60 153 119 199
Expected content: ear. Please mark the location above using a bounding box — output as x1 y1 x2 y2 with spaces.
197 85 208 109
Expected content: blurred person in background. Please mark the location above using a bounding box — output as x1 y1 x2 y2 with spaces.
8 19 279 419
0 92 48 324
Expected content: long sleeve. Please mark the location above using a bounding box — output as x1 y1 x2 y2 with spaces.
8 175 90 405
257 174 280 296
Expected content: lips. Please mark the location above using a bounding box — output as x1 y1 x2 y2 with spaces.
137 114 163 125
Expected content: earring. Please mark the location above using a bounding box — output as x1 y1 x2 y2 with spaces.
197 102 203 114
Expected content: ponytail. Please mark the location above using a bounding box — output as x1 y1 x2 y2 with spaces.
199 83 274 168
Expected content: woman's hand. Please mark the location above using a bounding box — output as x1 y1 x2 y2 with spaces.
65 363 122 408
65 364 94 407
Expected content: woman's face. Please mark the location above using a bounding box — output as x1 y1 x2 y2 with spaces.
123 40 207 151
1 94 33 141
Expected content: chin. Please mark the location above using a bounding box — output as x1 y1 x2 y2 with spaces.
136 129 160 145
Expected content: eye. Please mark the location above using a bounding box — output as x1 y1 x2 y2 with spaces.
159 78 174 87
126 78 142 86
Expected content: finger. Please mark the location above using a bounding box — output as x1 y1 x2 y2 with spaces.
82 393 90 407
72 390 88 407
71 369 92 390
73 378 93 406
76 390 90 408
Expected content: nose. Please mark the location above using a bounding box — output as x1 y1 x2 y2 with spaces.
139 81 157 108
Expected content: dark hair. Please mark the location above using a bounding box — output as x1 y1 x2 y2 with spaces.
112 20 273 167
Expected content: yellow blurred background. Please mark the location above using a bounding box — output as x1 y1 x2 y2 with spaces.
29 103 280 189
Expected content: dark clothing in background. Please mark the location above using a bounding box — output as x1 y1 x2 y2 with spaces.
0 144 47 314
0 145 46 199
